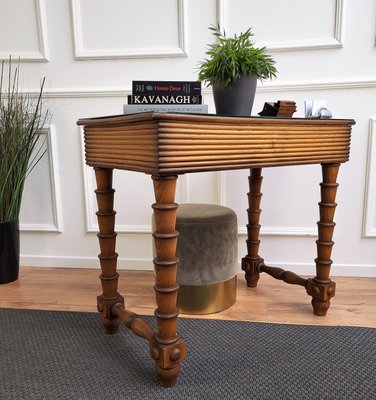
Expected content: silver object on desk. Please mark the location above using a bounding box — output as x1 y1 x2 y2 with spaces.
315 107 332 119
304 100 332 119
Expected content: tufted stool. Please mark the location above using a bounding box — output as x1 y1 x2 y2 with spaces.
168 203 238 314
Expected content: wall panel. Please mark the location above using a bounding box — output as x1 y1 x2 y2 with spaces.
217 0 343 51
19 126 62 232
71 0 187 59
0 0 49 61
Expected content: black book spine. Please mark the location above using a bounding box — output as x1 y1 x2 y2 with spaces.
132 80 201 95
128 94 202 105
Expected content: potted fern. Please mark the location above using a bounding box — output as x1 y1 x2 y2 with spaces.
0 59 49 284
198 25 277 116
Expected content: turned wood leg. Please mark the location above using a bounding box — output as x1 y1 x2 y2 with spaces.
307 163 340 316
94 167 124 333
150 175 186 387
242 168 264 287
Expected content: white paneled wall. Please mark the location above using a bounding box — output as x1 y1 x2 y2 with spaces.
1 0 375 276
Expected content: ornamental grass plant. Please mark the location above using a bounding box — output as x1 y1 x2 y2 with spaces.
198 25 277 88
0 60 49 223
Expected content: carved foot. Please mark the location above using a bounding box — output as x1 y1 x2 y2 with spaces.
306 278 336 316
241 256 263 287
311 299 331 317
156 364 181 387
149 338 186 387
101 316 122 334
245 273 260 288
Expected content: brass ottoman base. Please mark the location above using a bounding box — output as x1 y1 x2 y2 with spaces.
177 275 237 315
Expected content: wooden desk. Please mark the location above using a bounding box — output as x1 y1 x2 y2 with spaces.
77 112 355 387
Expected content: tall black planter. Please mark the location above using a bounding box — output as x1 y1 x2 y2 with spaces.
0 219 20 284
213 74 257 117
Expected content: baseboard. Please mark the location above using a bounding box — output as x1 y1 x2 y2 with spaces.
20 255 376 277
20 255 153 270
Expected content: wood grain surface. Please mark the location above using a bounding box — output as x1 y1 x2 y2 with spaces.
1 267 374 328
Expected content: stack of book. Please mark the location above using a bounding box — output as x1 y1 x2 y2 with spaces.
123 81 208 114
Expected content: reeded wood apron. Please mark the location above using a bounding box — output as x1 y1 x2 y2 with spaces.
77 112 355 387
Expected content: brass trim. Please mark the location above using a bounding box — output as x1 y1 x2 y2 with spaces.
177 276 237 315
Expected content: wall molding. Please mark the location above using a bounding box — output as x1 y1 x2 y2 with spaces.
257 78 376 93
217 171 227 205
362 118 376 237
217 0 344 51
35 77 376 99
71 0 187 60
34 0 50 61
0 0 49 62
20 125 63 233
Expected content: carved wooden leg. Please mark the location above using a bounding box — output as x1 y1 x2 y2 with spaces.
150 175 186 387
242 168 264 287
94 167 124 333
307 163 339 316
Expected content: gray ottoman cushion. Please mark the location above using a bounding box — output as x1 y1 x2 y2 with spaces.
176 203 238 286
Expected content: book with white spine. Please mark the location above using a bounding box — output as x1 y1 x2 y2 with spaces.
123 104 208 114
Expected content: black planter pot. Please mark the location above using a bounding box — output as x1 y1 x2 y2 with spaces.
213 74 257 117
0 219 20 284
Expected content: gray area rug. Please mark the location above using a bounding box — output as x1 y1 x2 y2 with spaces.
0 308 375 400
